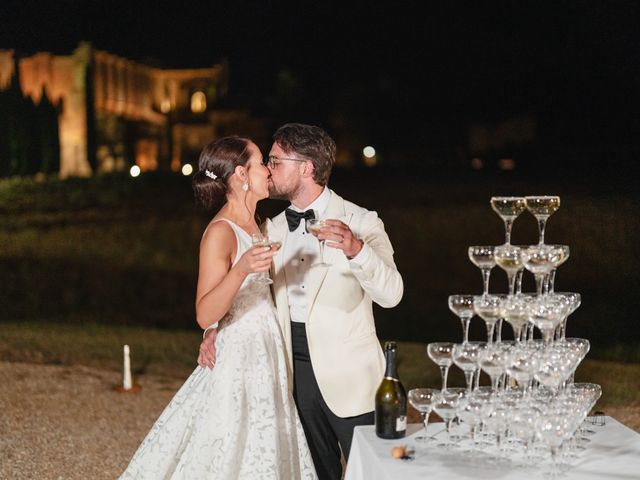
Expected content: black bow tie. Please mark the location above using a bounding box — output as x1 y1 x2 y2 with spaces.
285 208 315 232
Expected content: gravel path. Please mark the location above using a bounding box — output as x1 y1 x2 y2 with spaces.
1 361 184 480
2 361 639 479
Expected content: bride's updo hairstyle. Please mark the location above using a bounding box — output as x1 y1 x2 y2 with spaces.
192 136 251 210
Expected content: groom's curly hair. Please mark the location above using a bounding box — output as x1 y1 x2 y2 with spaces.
273 123 336 186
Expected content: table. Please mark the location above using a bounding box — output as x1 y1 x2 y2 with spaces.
344 417 640 480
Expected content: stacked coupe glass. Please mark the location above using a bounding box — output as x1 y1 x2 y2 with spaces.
409 196 602 477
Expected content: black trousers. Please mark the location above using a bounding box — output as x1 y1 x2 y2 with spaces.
291 322 375 480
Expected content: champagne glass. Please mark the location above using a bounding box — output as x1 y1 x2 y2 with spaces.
457 399 485 452
448 295 475 343
490 196 526 245
427 342 454 391
523 244 566 296
306 218 331 267
446 387 468 443
525 195 560 245
484 404 510 455
553 292 581 341
571 382 602 437
500 294 532 342
432 390 460 449
505 343 539 397
494 244 524 295
559 393 589 457
535 412 575 478
524 244 569 295
534 345 575 393
478 343 508 393
546 245 570 294
250 233 278 284
408 388 439 443
473 294 503 344
453 342 485 393
562 337 590 386
468 246 496 295
493 340 515 392
527 295 567 345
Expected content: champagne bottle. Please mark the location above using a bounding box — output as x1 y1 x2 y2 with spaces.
375 341 407 439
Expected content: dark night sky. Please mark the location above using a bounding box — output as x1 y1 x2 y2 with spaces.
1 0 639 167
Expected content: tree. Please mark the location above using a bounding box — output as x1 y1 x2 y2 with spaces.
37 86 60 174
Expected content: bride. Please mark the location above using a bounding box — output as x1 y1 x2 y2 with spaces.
119 137 317 479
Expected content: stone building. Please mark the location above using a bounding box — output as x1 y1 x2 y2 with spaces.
0 41 267 177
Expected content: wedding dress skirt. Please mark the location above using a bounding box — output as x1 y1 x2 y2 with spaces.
119 220 316 479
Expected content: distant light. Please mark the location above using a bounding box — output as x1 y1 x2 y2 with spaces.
191 91 207 113
130 165 141 177
363 146 376 158
498 158 516 171
160 98 171 113
181 163 193 176
471 157 483 170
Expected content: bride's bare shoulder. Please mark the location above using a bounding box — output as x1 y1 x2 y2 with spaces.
200 219 235 251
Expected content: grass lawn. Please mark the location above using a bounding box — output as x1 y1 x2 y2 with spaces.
2 172 639 354
2 321 638 411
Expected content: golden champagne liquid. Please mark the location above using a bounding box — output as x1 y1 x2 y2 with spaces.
495 256 523 271
268 241 282 251
307 225 322 236
475 304 501 320
490 197 526 218
525 196 560 216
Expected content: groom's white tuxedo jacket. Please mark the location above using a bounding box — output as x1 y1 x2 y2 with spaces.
264 189 403 418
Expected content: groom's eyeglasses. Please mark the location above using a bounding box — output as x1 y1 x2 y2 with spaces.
265 155 310 169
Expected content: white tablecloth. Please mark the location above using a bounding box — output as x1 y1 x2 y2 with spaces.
345 417 640 480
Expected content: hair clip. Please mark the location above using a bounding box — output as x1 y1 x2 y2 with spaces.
205 169 217 180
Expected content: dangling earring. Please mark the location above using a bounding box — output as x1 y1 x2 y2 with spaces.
242 182 249 192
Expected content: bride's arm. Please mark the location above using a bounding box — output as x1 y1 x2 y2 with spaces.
195 223 241 330
195 222 276 330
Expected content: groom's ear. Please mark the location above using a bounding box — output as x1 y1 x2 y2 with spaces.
301 160 314 178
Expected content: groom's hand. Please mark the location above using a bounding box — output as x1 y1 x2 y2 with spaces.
197 328 218 369
321 219 363 259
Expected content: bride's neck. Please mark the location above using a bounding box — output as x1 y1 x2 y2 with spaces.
218 200 258 229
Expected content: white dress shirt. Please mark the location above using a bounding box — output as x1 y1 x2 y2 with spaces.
284 187 331 323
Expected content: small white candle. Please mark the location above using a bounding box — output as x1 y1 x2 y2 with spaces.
123 344 132 390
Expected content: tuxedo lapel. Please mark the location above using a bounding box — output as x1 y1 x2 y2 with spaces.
265 214 294 385
267 216 288 280
266 215 290 315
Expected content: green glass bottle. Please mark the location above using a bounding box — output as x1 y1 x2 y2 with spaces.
375 341 407 439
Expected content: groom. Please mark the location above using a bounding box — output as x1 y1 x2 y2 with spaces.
199 123 403 479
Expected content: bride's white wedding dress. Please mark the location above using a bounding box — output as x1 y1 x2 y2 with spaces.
119 219 317 479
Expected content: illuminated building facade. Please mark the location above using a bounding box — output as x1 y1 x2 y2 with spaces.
0 42 266 177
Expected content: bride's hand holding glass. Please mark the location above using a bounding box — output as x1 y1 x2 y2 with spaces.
240 233 279 283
